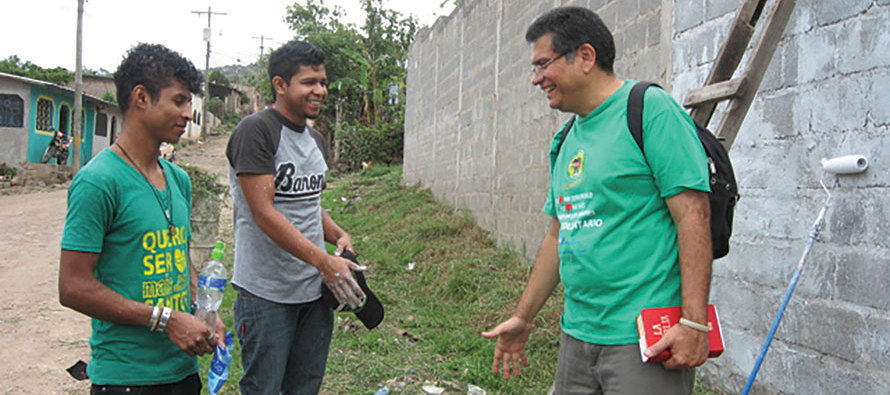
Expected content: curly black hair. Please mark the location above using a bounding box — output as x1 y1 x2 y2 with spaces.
268 40 325 93
113 43 204 114
526 6 615 74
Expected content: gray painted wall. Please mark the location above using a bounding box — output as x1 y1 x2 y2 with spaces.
404 0 890 393
0 79 31 165
404 0 671 255
674 1 890 393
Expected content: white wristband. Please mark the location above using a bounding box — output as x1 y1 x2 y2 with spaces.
679 317 711 333
156 307 173 332
147 305 161 331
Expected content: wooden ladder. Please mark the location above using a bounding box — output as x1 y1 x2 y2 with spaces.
683 0 797 151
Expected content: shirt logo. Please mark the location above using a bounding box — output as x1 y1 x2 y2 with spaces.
568 150 585 178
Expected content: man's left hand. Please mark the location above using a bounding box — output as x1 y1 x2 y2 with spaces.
644 323 708 369
333 234 354 257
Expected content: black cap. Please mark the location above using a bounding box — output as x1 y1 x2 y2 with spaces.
321 250 384 329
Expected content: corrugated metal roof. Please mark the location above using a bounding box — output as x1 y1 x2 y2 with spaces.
0 71 119 108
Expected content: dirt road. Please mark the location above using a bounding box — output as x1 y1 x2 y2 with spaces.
0 133 231 394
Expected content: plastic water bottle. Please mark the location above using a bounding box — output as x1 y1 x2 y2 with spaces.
207 331 234 394
196 241 227 339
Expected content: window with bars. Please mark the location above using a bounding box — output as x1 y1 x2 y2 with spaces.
0 94 23 127
36 98 54 131
95 112 108 137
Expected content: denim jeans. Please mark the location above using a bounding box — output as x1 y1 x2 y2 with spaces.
90 373 200 395
554 332 694 395
234 285 334 395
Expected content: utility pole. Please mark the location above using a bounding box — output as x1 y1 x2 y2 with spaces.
192 7 226 137
72 0 84 172
252 35 272 59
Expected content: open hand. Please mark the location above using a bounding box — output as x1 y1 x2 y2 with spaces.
481 316 532 380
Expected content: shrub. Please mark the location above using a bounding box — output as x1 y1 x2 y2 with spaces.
0 162 16 178
207 97 225 120
337 121 403 171
179 164 227 201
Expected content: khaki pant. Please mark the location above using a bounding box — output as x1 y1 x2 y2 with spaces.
553 332 694 395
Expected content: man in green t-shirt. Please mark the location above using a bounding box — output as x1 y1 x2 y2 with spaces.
59 44 224 393
482 7 713 394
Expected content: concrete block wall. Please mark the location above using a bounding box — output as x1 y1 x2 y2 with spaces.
405 0 890 393
404 0 671 255
671 1 890 393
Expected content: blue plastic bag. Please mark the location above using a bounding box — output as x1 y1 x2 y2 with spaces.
208 331 234 394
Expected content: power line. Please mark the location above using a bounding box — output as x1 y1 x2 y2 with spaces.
191 7 226 137
252 35 273 59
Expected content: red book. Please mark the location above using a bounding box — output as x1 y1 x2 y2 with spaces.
636 304 724 363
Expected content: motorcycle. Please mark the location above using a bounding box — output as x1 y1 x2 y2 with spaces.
40 129 72 165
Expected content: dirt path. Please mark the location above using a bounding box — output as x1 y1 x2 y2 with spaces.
0 133 231 394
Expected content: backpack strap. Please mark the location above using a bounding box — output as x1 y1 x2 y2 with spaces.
626 81 662 156
556 115 575 156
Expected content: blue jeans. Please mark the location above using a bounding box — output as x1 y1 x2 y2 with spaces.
234 285 334 395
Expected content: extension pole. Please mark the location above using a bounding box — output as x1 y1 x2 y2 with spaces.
741 204 828 394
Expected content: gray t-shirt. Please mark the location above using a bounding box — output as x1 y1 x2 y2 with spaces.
226 109 330 304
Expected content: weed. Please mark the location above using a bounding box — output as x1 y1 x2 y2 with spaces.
199 165 726 394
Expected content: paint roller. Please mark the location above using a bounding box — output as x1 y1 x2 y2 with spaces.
742 154 868 394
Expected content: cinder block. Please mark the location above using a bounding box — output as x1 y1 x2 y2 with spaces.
837 13 890 75
870 71 890 126
756 91 797 139
794 27 838 84
675 0 704 33
833 249 890 311
778 300 864 362
672 19 725 71
813 0 871 26
646 11 661 47
597 1 618 31
862 314 890 367
758 43 783 92
789 350 886 394
588 0 608 11
779 40 798 89
623 21 647 53
639 0 661 15
616 0 640 28
705 0 737 21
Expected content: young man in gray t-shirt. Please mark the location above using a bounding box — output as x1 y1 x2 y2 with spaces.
226 40 366 394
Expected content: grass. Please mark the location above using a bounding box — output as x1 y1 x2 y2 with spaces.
197 164 726 394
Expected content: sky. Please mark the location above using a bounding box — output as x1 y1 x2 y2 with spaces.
0 0 456 73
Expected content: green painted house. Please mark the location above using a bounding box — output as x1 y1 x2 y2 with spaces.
0 71 121 167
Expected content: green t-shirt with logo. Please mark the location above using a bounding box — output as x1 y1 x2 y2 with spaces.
61 148 197 385
543 80 710 345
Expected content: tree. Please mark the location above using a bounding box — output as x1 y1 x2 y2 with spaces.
0 55 73 85
101 91 117 104
280 0 417 169
209 69 230 86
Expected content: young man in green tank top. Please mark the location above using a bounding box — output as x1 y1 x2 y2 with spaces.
59 44 225 394
483 7 713 394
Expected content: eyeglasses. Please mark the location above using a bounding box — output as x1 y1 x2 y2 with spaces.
532 53 566 76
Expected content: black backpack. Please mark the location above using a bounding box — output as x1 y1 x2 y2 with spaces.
555 81 738 259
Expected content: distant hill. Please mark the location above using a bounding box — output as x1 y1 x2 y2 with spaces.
215 62 264 86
